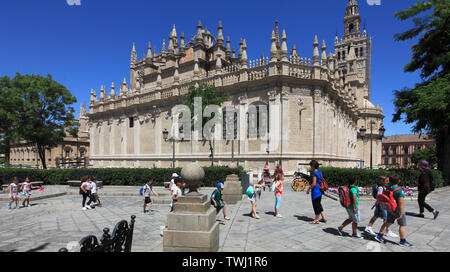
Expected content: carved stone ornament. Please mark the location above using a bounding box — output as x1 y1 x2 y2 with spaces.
268 91 277 102
297 97 306 112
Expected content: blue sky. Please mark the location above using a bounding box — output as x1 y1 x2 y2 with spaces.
0 0 425 136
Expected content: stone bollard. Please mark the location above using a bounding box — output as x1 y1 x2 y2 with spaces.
163 163 220 252
223 174 243 204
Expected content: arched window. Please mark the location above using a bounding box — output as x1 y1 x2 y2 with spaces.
349 24 355 33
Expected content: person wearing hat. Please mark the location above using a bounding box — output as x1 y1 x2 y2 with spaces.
168 173 179 193
211 182 230 220
417 160 439 219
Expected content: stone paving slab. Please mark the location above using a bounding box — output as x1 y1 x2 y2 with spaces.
0 184 449 252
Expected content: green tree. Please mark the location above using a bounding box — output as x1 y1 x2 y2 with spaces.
181 83 229 166
0 76 23 165
392 0 450 184
411 145 437 166
10 73 78 169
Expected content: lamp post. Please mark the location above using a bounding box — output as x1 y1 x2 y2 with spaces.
360 122 386 169
163 128 176 168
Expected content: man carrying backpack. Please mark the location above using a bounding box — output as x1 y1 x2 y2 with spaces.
374 174 413 247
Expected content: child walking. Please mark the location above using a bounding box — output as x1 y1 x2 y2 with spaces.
210 182 230 220
337 175 363 239
143 179 159 214
374 174 413 247
20 177 39 208
8 177 20 209
365 176 398 238
274 174 283 218
160 178 185 236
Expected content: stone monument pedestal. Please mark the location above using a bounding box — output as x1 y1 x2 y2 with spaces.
223 174 243 204
163 194 219 252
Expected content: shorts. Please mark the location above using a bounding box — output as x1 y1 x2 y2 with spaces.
144 197 151 204
346 209 361 223
248 195 256 202
274 195 281 209
11 194 19 200
374 203 387 220
23 192 31 197
387 210 407 226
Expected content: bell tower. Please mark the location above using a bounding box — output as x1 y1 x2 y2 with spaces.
335 0 372 101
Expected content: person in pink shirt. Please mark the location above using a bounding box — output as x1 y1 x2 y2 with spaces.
274 174 283 218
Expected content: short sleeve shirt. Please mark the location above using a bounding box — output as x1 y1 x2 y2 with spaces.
211 189 223 204
310 170 323 200
347 185 359 210
390 185 405 201
143 184 152 197
275 181 283 197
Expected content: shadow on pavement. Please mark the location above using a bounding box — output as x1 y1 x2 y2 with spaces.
26 243 50 252
294 215 315 222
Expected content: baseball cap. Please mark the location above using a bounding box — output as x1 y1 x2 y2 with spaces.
217 182 224 189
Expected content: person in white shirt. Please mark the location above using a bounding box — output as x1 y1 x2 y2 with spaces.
8 177 20 209
89 177 101 207
20 177 39 208
143 179 159 214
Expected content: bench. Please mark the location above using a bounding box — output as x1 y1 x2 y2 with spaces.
67 180 103 188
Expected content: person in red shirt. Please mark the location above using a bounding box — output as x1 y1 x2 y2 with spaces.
273 174 284 218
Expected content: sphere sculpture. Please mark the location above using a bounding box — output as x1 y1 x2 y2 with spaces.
180 163 205 194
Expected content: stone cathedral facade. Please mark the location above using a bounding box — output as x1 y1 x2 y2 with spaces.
87 0 384 174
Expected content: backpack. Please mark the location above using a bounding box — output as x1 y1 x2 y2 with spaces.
372 185 381 199
319 178 329 193
139 186 144 196
376 187 402 213
246 186 255 197
338 186 352 208
315 170 328 193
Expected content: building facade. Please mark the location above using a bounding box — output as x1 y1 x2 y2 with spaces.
9 105 90 168
87 0 384 174
382 134 435 168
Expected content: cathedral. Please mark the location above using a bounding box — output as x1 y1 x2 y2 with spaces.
86 0 384 174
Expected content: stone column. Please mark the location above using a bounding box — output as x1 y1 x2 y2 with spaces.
163 163 220 252
223 174 242 204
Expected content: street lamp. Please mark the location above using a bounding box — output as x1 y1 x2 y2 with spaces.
360 122 386 169
163 128 176 168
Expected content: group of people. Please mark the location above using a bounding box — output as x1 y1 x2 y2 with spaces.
309 159 439 247
79 176 101 210
7 177 43 209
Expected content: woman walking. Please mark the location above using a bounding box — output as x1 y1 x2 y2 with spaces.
306 160 327 224
417 160 439 219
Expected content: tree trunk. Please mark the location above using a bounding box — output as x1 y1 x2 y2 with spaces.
37 144 47 169
436 128 450 186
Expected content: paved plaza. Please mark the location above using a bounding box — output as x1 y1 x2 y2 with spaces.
0 184 449 252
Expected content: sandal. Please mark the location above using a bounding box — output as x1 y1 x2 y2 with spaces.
319 219 327 223
309 220 319 224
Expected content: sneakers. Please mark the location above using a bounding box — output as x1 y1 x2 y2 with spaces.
224 216 231 220
8 204 11 209
374 234 385 243
386 230 399 238
85 205 92 210
160 226 166 237
364 226 376 236
399 240 414 247
337 226 344 236
82 207 88 210
276 214 283 218
352 233 364 239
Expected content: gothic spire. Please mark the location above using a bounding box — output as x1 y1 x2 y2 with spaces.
217 21 224 46
281 29 288 62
